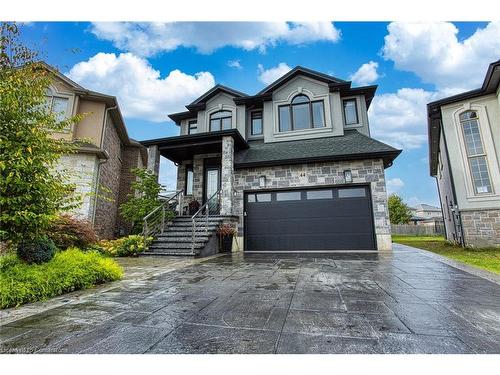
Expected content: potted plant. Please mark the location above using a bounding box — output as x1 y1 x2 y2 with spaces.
217 224 237 253
188 199 200 215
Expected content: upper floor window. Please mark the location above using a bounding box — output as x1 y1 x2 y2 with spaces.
251 111 263 136
343 99 358 125
278 94 325 132
459 111 492 194
45 95 69 123
209 110 232 131
188 120 198 135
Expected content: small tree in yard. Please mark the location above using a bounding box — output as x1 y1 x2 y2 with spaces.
0 23 81 243
388 194 412 224
120 168 166 233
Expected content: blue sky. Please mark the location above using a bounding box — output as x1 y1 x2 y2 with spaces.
20 21 499 206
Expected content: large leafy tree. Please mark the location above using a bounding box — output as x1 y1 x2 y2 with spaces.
0 23 81 243
388 194 412 225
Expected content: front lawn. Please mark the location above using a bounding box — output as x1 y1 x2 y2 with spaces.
393 235 500 274
0 248 123 309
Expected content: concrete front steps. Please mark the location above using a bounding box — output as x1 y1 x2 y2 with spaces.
141 216 227 257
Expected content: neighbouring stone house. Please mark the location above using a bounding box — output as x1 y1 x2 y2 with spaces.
141 66 401 255
44 63 147 238
428 60 500 247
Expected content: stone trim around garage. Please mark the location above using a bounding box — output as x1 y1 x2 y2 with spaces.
460 208 500 247
232 158 392 251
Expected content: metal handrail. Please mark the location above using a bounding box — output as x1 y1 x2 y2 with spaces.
143 189 184 242
191 190 221 252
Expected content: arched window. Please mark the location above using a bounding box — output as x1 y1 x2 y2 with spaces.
278 94 325 132
459 110 492 194
209 110 232 131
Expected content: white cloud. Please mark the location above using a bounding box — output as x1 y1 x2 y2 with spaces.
382 21 500 91
67 52 215 122
369 87 444 150
227 59 242 69
257 63 292 85
90 22 341 57
387 178 405 194
350 61 379 86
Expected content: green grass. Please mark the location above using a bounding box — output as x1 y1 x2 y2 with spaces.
393 235 500 274
0 248 123 309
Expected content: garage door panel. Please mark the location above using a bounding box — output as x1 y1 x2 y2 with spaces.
245 186 376 251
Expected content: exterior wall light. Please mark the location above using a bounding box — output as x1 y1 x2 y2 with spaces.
344 170 353 184
259 175 266 188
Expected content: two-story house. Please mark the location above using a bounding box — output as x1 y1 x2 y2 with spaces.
141 66 401 255
428 60 500 247
43 63 147 239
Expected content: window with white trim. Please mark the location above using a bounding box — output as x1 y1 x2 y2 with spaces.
459 111 492 194
45 95 69 123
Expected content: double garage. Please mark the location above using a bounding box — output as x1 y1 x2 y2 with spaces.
244 185 376 252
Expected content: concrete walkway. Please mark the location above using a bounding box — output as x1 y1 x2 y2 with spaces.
1 245 499 354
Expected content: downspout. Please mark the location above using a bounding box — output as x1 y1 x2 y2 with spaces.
90 105 117 225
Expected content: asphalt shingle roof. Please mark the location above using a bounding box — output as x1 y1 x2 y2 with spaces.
234 130 401 168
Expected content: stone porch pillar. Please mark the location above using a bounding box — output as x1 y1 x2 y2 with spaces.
220 136 234 215
147 145 160 178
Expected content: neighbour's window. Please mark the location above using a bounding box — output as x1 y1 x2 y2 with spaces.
209 110 232 131
45 95 69 123
278 94 325 132
343 99 358 125
185 165 193 195
459 111 492 194
188 120 198 135
251 111 263 136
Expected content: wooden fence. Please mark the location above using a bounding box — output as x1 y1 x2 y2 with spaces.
391 223 445 236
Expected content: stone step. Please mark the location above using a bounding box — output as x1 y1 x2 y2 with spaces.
141 250 197 257
163 225 219 232
173 217 225 223
149 241 206 250
153 236 208 243
167 220 221 227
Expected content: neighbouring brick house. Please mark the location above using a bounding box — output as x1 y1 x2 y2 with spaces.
141 66 401 255
44 63 147 238
428 60 500 247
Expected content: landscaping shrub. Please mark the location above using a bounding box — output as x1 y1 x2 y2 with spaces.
17 237 57 264
47 214 99 249
0 248 123 309
96 235 152 257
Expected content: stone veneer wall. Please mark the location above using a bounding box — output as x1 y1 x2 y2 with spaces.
233 158 392 251
461 209 500 247
115 146 144 235
56 153 98 220
94 119 122 239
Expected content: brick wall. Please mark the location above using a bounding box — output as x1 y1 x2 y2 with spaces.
461 209 500 247
115 146 144 235
94 118 122 239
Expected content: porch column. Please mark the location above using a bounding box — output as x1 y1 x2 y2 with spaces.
220 136 234 215
146 145 160 178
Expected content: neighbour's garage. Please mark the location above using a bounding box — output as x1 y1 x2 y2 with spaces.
244 185 376 251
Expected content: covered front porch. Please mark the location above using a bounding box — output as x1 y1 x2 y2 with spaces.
141 129 248 217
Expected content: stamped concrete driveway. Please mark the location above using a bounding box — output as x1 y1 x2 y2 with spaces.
1 244 499 354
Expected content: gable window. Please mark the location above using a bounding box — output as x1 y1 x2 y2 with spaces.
45 95 69 123
188 120 198 135
251 111 263 136
209 110 232 131
459 111 492 194
185 165 193 195
278 94 325 132
343 99 358 125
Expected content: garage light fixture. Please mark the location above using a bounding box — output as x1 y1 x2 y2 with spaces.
259 175 266 188
344 170 352 183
